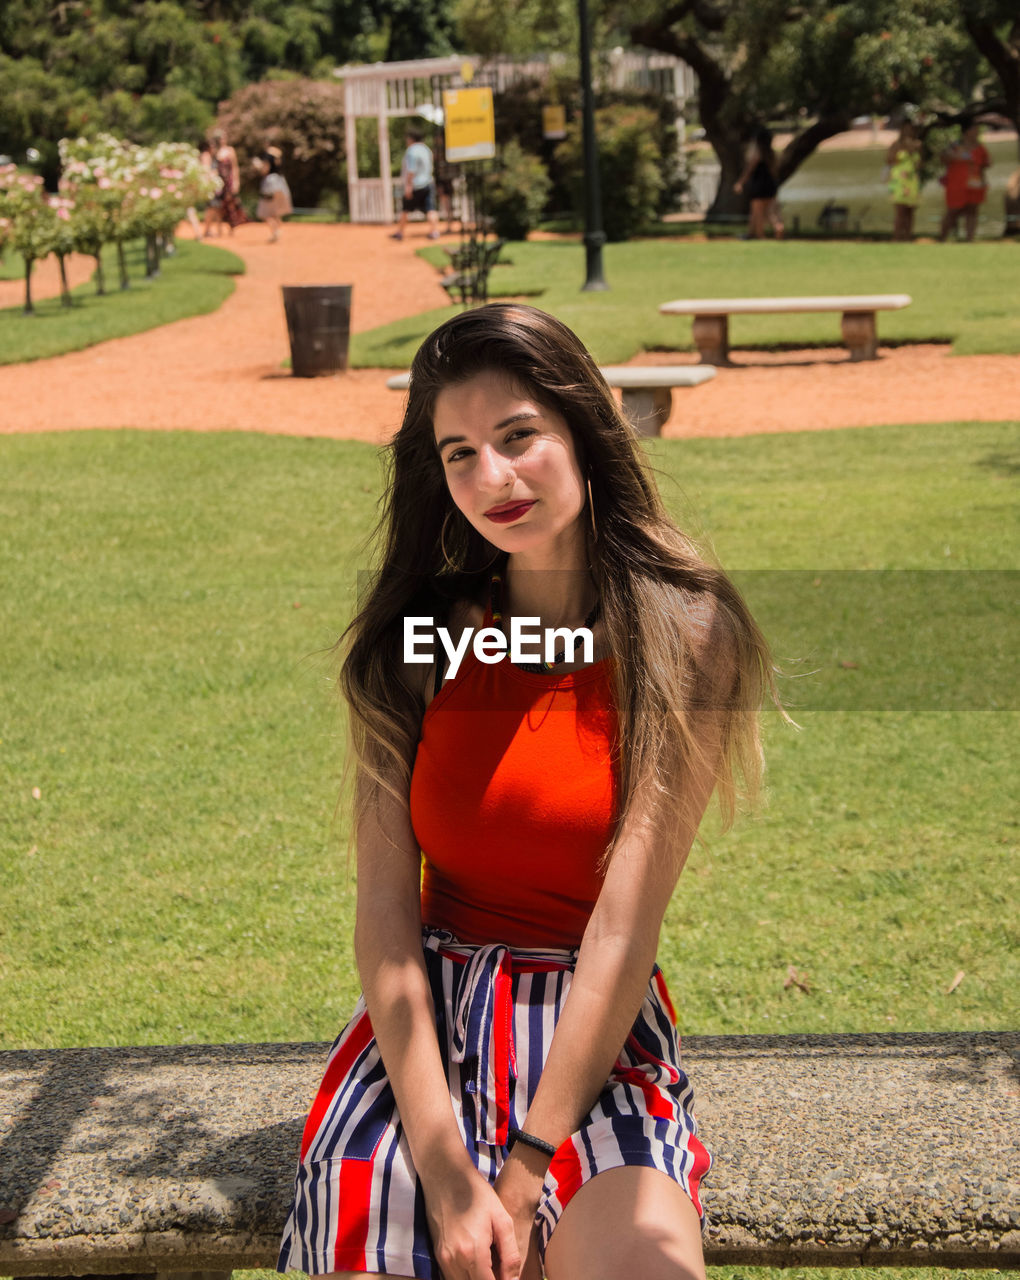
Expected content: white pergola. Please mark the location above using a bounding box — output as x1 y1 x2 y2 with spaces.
333 51 697 224
333 55 471 224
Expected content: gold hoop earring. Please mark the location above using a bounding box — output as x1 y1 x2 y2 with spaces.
586 475 598 542
440 509 461 572
441 509 501 572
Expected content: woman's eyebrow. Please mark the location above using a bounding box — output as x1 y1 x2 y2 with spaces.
435 410 540 453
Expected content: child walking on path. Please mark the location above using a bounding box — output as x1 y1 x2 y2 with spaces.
255 147 293 244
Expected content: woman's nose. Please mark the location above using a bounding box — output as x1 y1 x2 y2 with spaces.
477 445 512 489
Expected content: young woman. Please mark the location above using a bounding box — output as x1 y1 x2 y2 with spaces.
735 127 784 240
277 304 778 1280
886 121 923 242
204 128 246 237
939 123 991 242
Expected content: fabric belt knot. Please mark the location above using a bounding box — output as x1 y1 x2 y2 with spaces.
450 943 516 1149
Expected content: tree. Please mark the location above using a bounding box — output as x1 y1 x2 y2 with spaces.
0 170 63 313
959 0 1020 157
621 0 969 218
0 0 461 183
455 0 579 60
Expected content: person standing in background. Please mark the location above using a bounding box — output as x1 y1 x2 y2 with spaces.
886 121 923 241
939 123 991 242
391 126 440 242
734 127 784 240
206 128 246 237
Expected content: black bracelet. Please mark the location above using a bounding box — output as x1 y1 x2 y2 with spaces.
508 1127 557 1158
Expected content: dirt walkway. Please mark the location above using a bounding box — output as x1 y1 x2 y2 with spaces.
1 222 1017 442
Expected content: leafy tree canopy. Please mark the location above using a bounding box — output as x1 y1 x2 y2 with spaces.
0 0 457 181
457 0 1005 216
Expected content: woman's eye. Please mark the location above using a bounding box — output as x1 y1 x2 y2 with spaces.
506 428 535 444
446 447 471 463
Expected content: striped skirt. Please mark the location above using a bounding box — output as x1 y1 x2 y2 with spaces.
277 927 710 1279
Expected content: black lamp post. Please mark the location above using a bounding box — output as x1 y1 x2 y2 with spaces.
578 0 608 290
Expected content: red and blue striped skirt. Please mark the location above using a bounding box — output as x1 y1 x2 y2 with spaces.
277 927 710 1278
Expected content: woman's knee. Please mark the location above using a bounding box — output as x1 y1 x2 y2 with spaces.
544 1165 706 1280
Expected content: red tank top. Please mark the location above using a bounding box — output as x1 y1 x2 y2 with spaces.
410 635 618 949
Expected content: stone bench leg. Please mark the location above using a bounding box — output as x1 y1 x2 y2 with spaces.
692 314 729 365
841 309 878 360
620 386 673 437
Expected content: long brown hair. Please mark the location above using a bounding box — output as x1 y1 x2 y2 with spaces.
341 304 781 850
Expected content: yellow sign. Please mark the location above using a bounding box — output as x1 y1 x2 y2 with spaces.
442 87 496 162
542 104 567 140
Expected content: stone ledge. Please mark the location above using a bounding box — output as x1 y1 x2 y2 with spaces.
1 1033 1018 1274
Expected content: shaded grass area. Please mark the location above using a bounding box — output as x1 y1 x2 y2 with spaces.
1 420 1016 1052
351 238 1020 367
0 239 244 365
774 136 1017 241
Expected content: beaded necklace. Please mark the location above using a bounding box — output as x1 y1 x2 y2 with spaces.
489 570 600 674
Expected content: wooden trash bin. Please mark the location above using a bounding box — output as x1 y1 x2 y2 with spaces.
282 284 352 377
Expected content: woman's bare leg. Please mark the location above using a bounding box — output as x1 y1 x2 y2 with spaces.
544 1165 706 1280
940 207 959 241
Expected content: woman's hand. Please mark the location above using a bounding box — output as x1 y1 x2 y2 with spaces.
423 1156 522 1280
493 1147 548 1280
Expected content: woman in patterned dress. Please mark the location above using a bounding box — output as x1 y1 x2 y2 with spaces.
278 304 780 1280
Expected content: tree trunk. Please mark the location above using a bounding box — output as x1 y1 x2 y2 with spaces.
57 253 72 307
93 253 106 295
628 12 753 221
704 128 750 221
23 257 35 315
628 15 874 221
117 240 130 289
776 114 854 184
145 234 161 278
964 17 1020 161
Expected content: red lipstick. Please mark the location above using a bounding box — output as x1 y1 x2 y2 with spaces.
485 500 535 524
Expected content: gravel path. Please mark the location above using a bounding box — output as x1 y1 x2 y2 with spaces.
1 222 1017 441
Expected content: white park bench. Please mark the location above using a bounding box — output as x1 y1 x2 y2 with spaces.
386 364 716 437
659 294 913 364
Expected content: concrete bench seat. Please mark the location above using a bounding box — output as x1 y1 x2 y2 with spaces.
659 294 913 364
386 364 716 436
1 1032 1018 1276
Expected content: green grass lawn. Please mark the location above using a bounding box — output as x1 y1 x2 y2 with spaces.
0 238 244 364
352 237 1020 367
1 419 1016 1051
2 421 1016 1280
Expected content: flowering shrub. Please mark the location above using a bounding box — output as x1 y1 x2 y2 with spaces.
2 135 218 305
216 78 347 209
0 168 69 310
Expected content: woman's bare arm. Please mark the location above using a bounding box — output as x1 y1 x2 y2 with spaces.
494 610 735 1256
354 767 521 1280
734 145 757 192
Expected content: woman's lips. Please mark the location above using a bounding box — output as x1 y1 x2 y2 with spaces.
485 500 535 524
